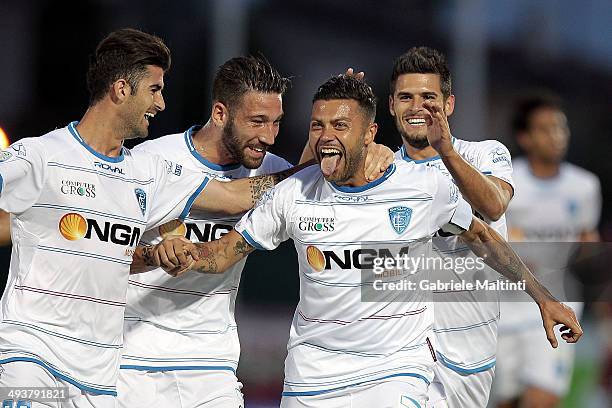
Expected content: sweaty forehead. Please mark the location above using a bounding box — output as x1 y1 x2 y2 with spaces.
238 91 282 111
143 65 165 87
312 99 359 119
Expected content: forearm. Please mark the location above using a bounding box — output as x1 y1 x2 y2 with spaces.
130 245 158 275
191 232 254 274
0 210 11 246
441 150 506 220
463 221 555 305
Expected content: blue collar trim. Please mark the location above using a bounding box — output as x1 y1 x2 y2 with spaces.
184 125 241 171
68 121 125 163
400 136 456 163
331 163 396 193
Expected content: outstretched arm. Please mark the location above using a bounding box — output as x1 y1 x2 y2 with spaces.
460 217 583 347
191 164 309 216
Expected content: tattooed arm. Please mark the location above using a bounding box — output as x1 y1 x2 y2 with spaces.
158 230 254 276
191 162 312 216
130 237 199 275
460 217 583 347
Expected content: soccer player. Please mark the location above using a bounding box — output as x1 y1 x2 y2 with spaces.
0 29 299 407
493 93 601 408
388 46 515 407
149 75 581 408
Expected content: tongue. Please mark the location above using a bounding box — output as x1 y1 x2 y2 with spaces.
320 155 340 177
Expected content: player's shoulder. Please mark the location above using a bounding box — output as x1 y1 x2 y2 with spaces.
392 159 440 194
561 162 600 188
10 125 75 160
132 131 187 156
454 137 510 155
260 151 293 172
276 164 323 195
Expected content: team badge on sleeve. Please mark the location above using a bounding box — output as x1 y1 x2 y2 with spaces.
134 188 147 216
0 150 12 162
388 206 412 234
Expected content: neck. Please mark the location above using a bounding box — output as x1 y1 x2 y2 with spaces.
527 157 560 178
76 105 127 157
191 119 237 165
403 141 438 161
333 159 378 188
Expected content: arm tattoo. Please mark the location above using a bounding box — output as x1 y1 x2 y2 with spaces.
194 244 219 274
234 236 254 256
248 162 313 204
142 246 156 267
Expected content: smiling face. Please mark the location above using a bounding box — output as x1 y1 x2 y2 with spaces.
389 73 454 149
120 64 166 140
221 90 283 169
309 99 376 184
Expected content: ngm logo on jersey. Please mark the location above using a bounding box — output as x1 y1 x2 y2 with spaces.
306 245 411 272
158 219 233 242
298 216 335 232
58 212 141 246
60 179 96 198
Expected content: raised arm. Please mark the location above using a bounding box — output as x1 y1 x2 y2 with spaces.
459 217 583 347
424 100 513 221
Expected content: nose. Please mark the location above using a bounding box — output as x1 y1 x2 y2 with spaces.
155 92 165 112
258 123 278 146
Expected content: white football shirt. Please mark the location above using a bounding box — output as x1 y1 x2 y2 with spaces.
0 122 208 395
394 138 515 374
235 160 473 396
120 126 292 373
499 157 601 329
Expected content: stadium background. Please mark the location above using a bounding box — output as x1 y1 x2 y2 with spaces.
0 0 610 406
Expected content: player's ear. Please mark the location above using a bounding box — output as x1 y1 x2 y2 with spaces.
364 122 378 145
388 94 396 117
211 102 229 127
110 79 130 104
444 94 455 117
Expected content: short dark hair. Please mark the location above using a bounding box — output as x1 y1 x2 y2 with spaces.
313 75 377 121
512 92 563 134
212 55 290 109
86 28 171 105
390 46 452 99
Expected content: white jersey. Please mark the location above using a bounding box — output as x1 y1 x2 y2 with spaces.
499 158 601 329
0 122 208 395
120 126 291 373
235 161 473 396
394 138 515 374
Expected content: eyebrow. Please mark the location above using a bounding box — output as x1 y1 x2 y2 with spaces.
248 113 285 121
149 84 163 91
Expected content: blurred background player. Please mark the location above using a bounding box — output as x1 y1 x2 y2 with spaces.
390 46 514 407
493 93 602 408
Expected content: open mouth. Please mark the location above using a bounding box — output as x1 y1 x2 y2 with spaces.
247 145 266 158
144 112 155 124
319 146 343 177
404 116 430 127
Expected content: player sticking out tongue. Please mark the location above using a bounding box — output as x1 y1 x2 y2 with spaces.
319 146 343 177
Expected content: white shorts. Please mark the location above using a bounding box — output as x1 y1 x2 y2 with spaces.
427 360 494 407
0 360 115 408
280 379 427 408
493 325 576 400
117 368 243 408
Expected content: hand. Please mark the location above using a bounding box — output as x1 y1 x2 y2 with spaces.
144 236 200 276
344 67 365 80
423 100 454 156
538 300 583 348
364 142 394 181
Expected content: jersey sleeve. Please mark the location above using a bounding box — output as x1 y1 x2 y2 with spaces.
476 140 514 189
234 180 292 250
146 153 210 230
261 153 293 173
0 139 47 214
429 169 473 235
581 174 602 231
